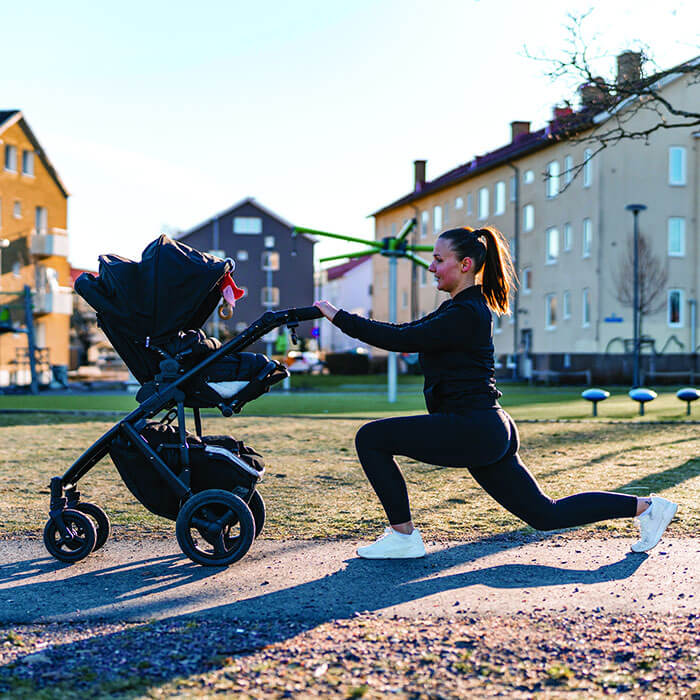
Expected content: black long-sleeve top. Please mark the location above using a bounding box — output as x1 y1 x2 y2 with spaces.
332 285 502 414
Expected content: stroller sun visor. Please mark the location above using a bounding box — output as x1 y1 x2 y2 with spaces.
75 235 232 344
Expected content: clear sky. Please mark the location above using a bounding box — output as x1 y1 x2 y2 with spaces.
2 0 698 270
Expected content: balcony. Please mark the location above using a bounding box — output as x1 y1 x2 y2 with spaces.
30 229 70 258
33 287 73 316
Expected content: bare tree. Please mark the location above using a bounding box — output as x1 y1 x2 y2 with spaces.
614 232 668 339
526 11 700 185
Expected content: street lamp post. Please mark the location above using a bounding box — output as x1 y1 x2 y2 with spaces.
625 204 647 387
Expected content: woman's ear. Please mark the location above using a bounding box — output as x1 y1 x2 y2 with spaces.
461 257 472 273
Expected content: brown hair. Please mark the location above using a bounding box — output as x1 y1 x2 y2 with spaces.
438 226 517 315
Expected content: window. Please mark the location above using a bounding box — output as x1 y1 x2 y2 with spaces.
261 251 280 271
494 181 506 215
261 286 279 307
669 147 686 186
233 216 262 234
22 151 34 177
494 314 502 333
466 193 473 215
564 155 573 185
582 288 591 327
236 250 248 261
401 290 408 309
522 204 534 232
545 227 559 264
455 196 463 210
4 145 17 172
35 206 47 234
443 202 449 226
509 175 517 202
420 210 429 238
433 205 442 234
583 149 592 187
478 187 489 220
563 222 572 251
523 170 534 184
668 218 685 257
668 289 683 326
563 290 571 319
264 235 275 248
545 294 557 329
546 161 560 198
13 201 21 219
522 267 532 293
420 266 427 287
582 218 592 258
509 238 516 262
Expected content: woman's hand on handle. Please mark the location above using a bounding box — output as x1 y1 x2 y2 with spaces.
314 300 339 322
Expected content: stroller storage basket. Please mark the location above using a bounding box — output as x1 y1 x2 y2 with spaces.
109 422 264 520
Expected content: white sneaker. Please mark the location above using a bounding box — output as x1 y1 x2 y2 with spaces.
357 526 426 559
631 494 678 552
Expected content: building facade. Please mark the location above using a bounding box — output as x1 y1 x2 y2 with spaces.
371 58 699 382
0 111 72 386
177 198 315 350
316 256 372 353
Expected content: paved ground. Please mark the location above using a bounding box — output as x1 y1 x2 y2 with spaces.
1 536 697 624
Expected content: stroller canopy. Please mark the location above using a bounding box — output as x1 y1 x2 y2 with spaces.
75 235 231 344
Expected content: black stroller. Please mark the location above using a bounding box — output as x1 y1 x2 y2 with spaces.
44 235 321 566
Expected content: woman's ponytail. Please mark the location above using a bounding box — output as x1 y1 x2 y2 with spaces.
439 225 517 315
478 226 517 316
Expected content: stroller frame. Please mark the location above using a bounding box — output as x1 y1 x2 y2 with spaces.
46 305 322 565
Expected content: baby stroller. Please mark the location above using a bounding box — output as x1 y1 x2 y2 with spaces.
44 235 321 566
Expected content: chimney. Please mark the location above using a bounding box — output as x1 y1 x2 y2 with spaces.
617 50 642 88
510 121 530 142
579 78 609 109
413 160 426 192
552 105 573 120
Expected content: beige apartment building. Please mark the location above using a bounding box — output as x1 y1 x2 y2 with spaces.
371 55 699 383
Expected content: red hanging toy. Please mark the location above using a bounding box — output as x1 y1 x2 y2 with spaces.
218 269 245 320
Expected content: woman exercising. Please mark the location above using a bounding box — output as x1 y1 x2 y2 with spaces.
314 226 677 559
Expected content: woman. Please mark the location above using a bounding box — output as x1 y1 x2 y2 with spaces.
314 226 677 559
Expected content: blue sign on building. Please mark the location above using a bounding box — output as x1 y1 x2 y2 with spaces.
604 314 624 323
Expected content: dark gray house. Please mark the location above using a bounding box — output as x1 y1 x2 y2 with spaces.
177 198 315 350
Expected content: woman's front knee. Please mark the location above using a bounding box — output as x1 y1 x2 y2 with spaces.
355 421 382 453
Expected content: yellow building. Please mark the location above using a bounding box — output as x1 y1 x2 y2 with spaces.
0 110 72 386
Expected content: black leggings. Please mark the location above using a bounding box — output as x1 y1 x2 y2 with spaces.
354 410 637 528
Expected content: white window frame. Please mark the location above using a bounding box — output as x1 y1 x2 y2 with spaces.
420 211 429 238
433 205 442 235
13 201 21 219
35 206 48 234
509 175 517 202
236 250 248 261
22 150 34 177
523 170 534 184
546 161 560 198
563 290 571 319
564 155 573 185
494 181 506 215
261 286 280 307
545 294 557 330
667 289 684 327
668 146 687 186
668 217 685 257
545 227 559 264
522 204 534 232
582 218 592 258
455 196 463 210
466 193 473 215
563 222 572 251
522 267 532 293
4 145 17 173
264 235 275 248
233 216 262 234
478 187 489 220
261 251 280 271
420 266 427 287
582 288 591 327
582 149 592 188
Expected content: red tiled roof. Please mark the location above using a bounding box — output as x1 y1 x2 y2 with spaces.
70 267 96 286
325 256 371 281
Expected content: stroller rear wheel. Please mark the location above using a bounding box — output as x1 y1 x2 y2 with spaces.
43 510 97 563
248 490 265 539
176 489 255 566
74 502 111 551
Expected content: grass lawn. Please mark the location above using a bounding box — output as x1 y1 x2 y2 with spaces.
1 409 697 541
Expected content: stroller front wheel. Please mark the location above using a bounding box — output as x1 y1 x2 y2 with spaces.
176 489 255 566
43 510 97 563
73 502 111 551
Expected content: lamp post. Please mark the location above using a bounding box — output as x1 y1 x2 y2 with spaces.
625 204 647 387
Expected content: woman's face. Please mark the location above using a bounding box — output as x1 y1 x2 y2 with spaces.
428 237 471 294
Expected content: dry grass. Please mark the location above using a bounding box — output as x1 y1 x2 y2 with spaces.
1 414 698 540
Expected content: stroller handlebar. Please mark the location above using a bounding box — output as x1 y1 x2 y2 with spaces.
261 306 323 325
